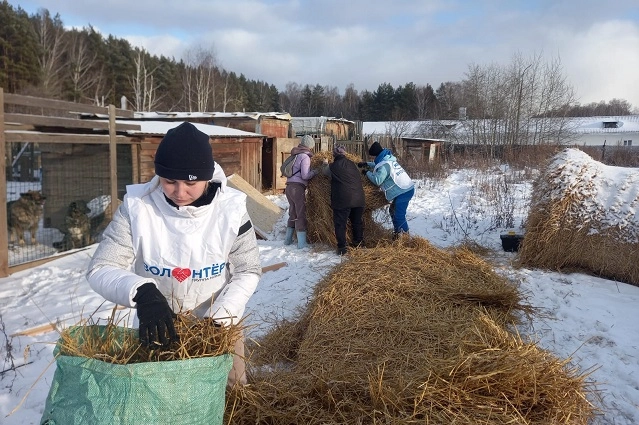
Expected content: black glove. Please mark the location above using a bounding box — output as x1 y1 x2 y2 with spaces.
133 282 178 347
361 168 368 175
357 162 367 168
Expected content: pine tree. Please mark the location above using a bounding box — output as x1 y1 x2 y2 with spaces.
0 1 40 93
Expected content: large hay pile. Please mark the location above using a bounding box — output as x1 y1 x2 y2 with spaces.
519 148 639 286
305 151 392 246
227 237 596 424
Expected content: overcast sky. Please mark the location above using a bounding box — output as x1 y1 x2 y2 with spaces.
10 0 639 109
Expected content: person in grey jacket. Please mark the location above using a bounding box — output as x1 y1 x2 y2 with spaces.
86 122 262 388
284 134 318 248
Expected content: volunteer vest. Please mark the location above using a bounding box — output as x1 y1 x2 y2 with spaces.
125 179 246 316
374 160 414 190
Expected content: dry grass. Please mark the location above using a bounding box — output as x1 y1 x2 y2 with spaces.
306 151 392 247
227 237 596 424
56 311 242 364
519 148 639 286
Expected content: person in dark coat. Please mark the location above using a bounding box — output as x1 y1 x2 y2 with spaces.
323 145 366 255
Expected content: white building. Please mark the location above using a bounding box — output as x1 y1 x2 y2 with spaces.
362 115 639 147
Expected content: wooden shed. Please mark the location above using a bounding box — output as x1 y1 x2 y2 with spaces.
210 112 292 139
291 117 356 141
121 121 265 190
125 113 298 193
208 112 296 193
402 137 445 162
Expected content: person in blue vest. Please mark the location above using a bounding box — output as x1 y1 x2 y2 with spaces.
360 141 415 239
86 121 262 388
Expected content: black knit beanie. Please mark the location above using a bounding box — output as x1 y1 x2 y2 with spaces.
154 122 214 181
368 141 384 157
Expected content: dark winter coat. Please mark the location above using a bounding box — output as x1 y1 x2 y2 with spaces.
327 154 366 210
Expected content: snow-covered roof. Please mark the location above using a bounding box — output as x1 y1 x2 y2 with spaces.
569 115 639 133
362 120 458 136
362 115 639 137
119 120 263 137
133 111 291 121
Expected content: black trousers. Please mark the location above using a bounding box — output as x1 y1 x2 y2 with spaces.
333 206 364 249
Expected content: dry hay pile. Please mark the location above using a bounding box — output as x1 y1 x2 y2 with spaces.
519 148 639 286
227 237 596 424
305 151 392 246
57 312 240 363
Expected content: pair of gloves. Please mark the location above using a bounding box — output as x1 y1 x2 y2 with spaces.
358 162 370 175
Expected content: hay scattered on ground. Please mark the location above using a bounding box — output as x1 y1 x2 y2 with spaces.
229 237 597 424
306 151 392 247
519 148 639 286
57 312 241 364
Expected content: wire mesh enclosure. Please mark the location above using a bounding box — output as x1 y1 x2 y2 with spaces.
1 89 137 276
7 142 133 267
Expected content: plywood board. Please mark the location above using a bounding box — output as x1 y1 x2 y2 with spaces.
227 173 283 239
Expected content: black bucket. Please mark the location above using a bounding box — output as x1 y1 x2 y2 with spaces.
500 232 524 252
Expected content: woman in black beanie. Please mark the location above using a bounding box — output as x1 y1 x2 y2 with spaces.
361 141 415 238
87 121 262 389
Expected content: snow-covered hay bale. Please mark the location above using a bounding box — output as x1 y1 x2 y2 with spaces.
519 148 639 286
227 237 596 424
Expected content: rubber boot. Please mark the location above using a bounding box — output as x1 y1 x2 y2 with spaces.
284 227 295 245
297 231 308 249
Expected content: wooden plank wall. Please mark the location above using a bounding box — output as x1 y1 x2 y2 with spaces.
258 119 290 138
137 135 264 190
273 137 300 191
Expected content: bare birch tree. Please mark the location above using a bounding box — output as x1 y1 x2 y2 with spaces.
129 49 162 111
67 30 97 102
182 45 218 112
220 71 239 112
457 52 577 149
33 9 66 95
342 84 359 120
323 85 341 117
280 82 302 115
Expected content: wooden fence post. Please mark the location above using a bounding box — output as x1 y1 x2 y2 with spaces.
0 88 8 277
108 105 118 218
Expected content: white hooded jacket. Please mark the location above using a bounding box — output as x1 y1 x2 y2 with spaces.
86 163 262 326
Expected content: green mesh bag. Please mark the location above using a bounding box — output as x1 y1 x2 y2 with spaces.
40 326 233 425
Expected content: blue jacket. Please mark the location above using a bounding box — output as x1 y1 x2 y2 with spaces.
365 149 414 201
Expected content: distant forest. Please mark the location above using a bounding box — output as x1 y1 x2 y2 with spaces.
0 1 636 121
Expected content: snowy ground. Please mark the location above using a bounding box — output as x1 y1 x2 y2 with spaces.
1 166 638 425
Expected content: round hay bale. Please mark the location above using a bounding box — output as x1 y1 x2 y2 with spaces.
519 148 639 286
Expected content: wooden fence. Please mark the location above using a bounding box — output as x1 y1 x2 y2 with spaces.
0 88 138 277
